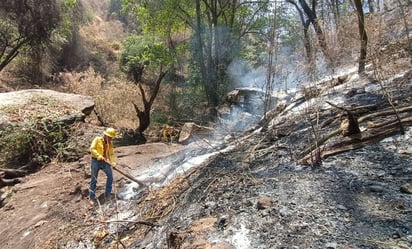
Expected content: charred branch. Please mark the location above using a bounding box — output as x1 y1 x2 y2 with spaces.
0 168 28 179
299 116 412 165
0 177 21 188
301 104 412 159
326 101 361 137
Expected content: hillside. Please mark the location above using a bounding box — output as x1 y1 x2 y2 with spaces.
0 1 411 249
0 48 411 249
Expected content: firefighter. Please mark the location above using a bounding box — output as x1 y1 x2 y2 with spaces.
88 127 116 204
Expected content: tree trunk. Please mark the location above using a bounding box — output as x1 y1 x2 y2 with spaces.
134 70 168 134
298 0 328 57
354 0 368 74
332 0 340 29
195 0 219 118
194 0 208 103
367 0 375 13
0 39 26 72
286 0 314 61
0 168 28 179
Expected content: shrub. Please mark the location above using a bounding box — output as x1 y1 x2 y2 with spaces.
0 119 76 168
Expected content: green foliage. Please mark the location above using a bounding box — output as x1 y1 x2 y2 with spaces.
58 0 81 37
108 0 129 24
109 41 122 51
119 34 173 81
150 109 168 125
90 51 108 74
171 87 208 123
0 95 83 168
0 120 76 168
0 0 61 72
123 0 187 36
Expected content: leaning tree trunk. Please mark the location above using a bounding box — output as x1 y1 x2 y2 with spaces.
354 0 368 74
298 0 329 58
286 0 315 61
133 69 168 134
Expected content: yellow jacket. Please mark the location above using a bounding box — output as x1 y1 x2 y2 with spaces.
90 136 116 165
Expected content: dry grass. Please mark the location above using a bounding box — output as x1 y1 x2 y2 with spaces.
315 5 411 71
60 67 141 129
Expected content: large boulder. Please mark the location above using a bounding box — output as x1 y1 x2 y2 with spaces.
0 89 94 126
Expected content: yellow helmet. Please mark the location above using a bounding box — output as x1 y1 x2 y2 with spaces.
104 127 116 138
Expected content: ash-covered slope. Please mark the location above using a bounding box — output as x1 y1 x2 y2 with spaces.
120 65 412 249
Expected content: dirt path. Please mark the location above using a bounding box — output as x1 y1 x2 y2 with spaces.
0 142 183 249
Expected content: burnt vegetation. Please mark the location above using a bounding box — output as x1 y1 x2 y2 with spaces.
0 0 412 248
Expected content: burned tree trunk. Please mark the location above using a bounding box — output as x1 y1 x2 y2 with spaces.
299 116 412 165
326 101 361 137
0 160 42 189
354 0 368 74
133 69 168 136
167 230 185 249
0 168 28 179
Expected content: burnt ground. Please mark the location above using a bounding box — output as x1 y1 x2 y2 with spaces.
1 41 412 249
2 68 411 249
127 67 412 248
1 125 411 249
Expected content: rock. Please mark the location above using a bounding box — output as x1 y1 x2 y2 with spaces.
256 196 272 210
204 201 217 209
336 205 347 211
337 75 349 84
0 89 94 126
219 87 277 131
33 220 48 228
400 183 412 194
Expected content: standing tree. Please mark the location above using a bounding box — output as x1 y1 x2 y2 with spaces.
124 0 270 120
191 0 271 118
286 0 313 60
353 0 368 74
0 0 61 72
286 0 329 61
120 35 172 139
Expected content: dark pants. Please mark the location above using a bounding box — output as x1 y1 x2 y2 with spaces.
89 158 113 199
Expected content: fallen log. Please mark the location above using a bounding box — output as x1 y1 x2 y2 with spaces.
0 194 4 208
301 105 412 157
326 101 361 137
320 104 379 128
0 168 29 179
18 160 42 173
0 177 22 188
358 105 412 123
299 116 412 166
